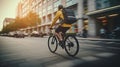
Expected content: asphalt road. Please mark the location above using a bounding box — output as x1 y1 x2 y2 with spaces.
0 36 120 67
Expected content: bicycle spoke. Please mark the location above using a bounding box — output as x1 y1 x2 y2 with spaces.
48 36 58 53
65 36 79 57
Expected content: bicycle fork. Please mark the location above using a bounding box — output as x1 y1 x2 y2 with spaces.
51 37 56 44
66 39 74 51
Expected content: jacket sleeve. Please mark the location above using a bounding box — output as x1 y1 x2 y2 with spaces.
50 11 61 28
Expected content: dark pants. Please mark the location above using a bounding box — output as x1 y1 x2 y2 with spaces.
55 26 70 34
82 29 88 38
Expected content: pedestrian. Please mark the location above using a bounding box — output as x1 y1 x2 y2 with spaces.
82 24 88 38
99 28 106 38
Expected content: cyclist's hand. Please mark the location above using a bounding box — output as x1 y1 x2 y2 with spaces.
49 27 53 34
49 27 53 30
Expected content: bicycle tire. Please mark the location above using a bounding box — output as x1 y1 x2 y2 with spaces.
64 35 79 57
48 36 58 53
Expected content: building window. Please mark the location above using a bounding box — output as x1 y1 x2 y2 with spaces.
47 0 49 1
66 0 72 2
66 0 77 7
47 14 52 22
36 5 39 14
54 0 61 7
38 1 42 7
53 0 61 12
83 0 88 14
96 0 110 10
43 0 47 4
43 16 46 23
109 0 120 6
43 8 46 16
47 5 52 14
39 11 42 17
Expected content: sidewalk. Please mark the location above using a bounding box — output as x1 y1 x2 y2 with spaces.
44 35 120 42
77 37 120 42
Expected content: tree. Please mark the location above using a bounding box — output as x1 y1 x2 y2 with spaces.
15 11 41 28
2 22 15 33
1 11 41 33
26 11 41 26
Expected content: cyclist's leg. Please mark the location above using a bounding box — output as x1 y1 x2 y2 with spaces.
55 32 64 48
55 26 70 40
56 26 70 45
59 32 64 41
55 32 61 41
55 26 64 42
59 26 70 40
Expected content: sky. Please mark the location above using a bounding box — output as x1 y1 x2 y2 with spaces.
0 0 20 31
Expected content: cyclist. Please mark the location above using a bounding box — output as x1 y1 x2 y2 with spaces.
49 5 72 48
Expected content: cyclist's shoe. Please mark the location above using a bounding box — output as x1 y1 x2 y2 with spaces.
61 44 65 49
59 41 65 49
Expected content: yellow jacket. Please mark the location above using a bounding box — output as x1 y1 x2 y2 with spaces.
50 9 72 28
84 25 88 30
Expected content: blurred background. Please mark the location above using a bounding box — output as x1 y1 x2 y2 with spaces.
0 0 120 39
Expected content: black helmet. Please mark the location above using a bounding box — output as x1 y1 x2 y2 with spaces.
58 5 63 10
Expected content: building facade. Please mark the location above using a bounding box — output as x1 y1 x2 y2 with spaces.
3 18 15 28
17 1 23 18
21 0 31 17
87 0 120 36
18 0 85 35
17 0 120 37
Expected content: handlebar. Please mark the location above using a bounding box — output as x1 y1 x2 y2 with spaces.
77 18 84 20
49 28 56 30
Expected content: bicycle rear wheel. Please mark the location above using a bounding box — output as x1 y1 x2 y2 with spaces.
48 36 58 53
64 35 79 57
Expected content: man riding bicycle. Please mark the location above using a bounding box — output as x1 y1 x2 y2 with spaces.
49 5 72 48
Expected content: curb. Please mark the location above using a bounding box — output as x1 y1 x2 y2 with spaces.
77 37 120 42
43 36 120 42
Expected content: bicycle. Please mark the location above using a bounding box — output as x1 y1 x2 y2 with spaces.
48 28 79 57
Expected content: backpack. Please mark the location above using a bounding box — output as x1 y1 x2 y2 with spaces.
62 8 77 24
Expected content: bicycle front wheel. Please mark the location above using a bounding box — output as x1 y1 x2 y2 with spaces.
64 35 79 57
48 36 58 53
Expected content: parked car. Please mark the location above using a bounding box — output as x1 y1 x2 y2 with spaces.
8 32 15 37
30 31 46 37
30 31 40 37
23 32 28 37
14 31 25 38
39 31 45 37
0 33 8 36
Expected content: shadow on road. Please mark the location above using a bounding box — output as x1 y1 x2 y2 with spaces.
0 37 120 67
